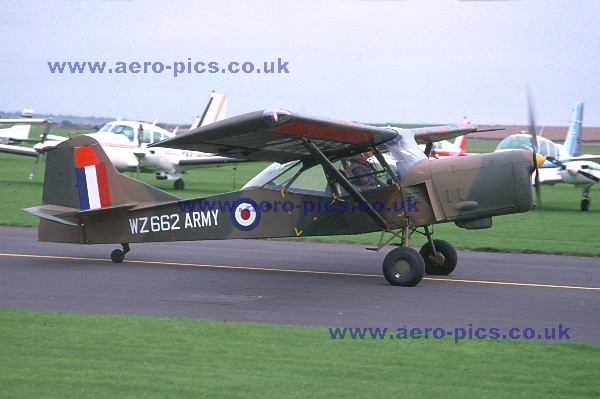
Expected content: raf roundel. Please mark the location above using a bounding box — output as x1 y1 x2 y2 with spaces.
231 198 261 231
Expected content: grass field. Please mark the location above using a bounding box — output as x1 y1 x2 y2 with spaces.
1 308 598 399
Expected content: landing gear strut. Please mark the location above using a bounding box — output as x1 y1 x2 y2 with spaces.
581 184 592 211
111 243 130 263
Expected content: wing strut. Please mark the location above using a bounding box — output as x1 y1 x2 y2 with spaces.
302 139 388 231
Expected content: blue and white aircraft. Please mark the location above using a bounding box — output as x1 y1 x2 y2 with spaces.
496 103 600 211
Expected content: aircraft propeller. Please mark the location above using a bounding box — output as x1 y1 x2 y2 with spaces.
28 121 52 179
527 90 543 209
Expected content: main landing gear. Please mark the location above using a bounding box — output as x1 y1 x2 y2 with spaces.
581 184 592 211
381 226 458 286
111 243 130 263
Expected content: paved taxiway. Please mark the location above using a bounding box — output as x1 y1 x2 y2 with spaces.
0 226 598 344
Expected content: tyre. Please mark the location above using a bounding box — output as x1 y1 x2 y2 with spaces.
581 198 590 211
174 179 185 190
111 249 125 263
420 239 457 275
382 247 425 287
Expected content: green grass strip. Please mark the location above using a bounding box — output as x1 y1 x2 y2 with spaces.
0 308 598 398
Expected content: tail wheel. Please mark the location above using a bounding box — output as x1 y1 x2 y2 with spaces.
420 239 457 275
111 249 125 263
382 247 425 287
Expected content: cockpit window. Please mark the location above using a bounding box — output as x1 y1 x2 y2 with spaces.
496 135 533 151
378 128 427 178
110 125 135 141
98 124 113 133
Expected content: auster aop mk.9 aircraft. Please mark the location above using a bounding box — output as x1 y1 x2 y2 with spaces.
25 110 544 287
0 92 236 189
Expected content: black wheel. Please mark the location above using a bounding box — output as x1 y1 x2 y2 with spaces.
174 179 185 190
581 198 590 211
382 247 425 287
420 239 457 275
111 249 125 263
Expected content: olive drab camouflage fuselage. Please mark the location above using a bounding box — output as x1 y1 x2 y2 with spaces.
25 109 542 286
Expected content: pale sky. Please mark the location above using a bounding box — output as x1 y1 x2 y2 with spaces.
1 0 599 126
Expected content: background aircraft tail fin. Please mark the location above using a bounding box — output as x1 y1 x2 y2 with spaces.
454 134 468 154
0 124 31 142
564 102 584 157
191 91 228 130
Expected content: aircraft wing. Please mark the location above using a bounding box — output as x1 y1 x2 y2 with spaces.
412 125 480 144
0 144 38 157
151 110 399 163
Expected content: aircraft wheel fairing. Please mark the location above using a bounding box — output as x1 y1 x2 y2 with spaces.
420 239 457 275
111 249 125 263
382 247 424 287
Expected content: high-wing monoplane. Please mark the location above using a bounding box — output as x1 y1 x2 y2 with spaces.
24 110 544 287
0 91 237 189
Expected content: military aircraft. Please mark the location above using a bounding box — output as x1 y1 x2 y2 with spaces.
24 109 544 287
496 102 600 210
0 92 237 189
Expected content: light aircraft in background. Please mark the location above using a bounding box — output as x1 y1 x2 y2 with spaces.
495 102 600 210
427 134 469 158
0 91 240 190
24 109 544 287
0 109 48 144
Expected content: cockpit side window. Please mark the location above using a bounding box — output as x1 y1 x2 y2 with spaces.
143 129 152 144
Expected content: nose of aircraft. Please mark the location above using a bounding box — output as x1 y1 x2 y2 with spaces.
535 153 545 169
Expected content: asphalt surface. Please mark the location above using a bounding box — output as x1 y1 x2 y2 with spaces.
1 226 598 344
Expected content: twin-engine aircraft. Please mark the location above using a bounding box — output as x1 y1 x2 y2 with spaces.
0 92 237 189
25 110 544 287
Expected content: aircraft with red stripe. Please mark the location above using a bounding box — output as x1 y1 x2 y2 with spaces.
24 109 544 287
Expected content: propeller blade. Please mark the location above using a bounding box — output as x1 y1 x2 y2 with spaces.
578 170 600 183
28 122 52 179
527 90 542 210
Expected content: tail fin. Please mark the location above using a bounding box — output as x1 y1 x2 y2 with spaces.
564 102 584 157
0 124 31 142
190 91 228 130
454 134 469 155
25 135 179 243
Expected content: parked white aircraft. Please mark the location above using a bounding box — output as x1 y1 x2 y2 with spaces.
0 109 48 144
495 102 600 210
0 91 240 190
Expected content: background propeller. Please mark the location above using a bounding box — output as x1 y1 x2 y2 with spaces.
28 120 52 179
546 156 600 183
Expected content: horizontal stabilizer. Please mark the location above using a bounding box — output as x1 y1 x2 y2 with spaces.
24 203 138 225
